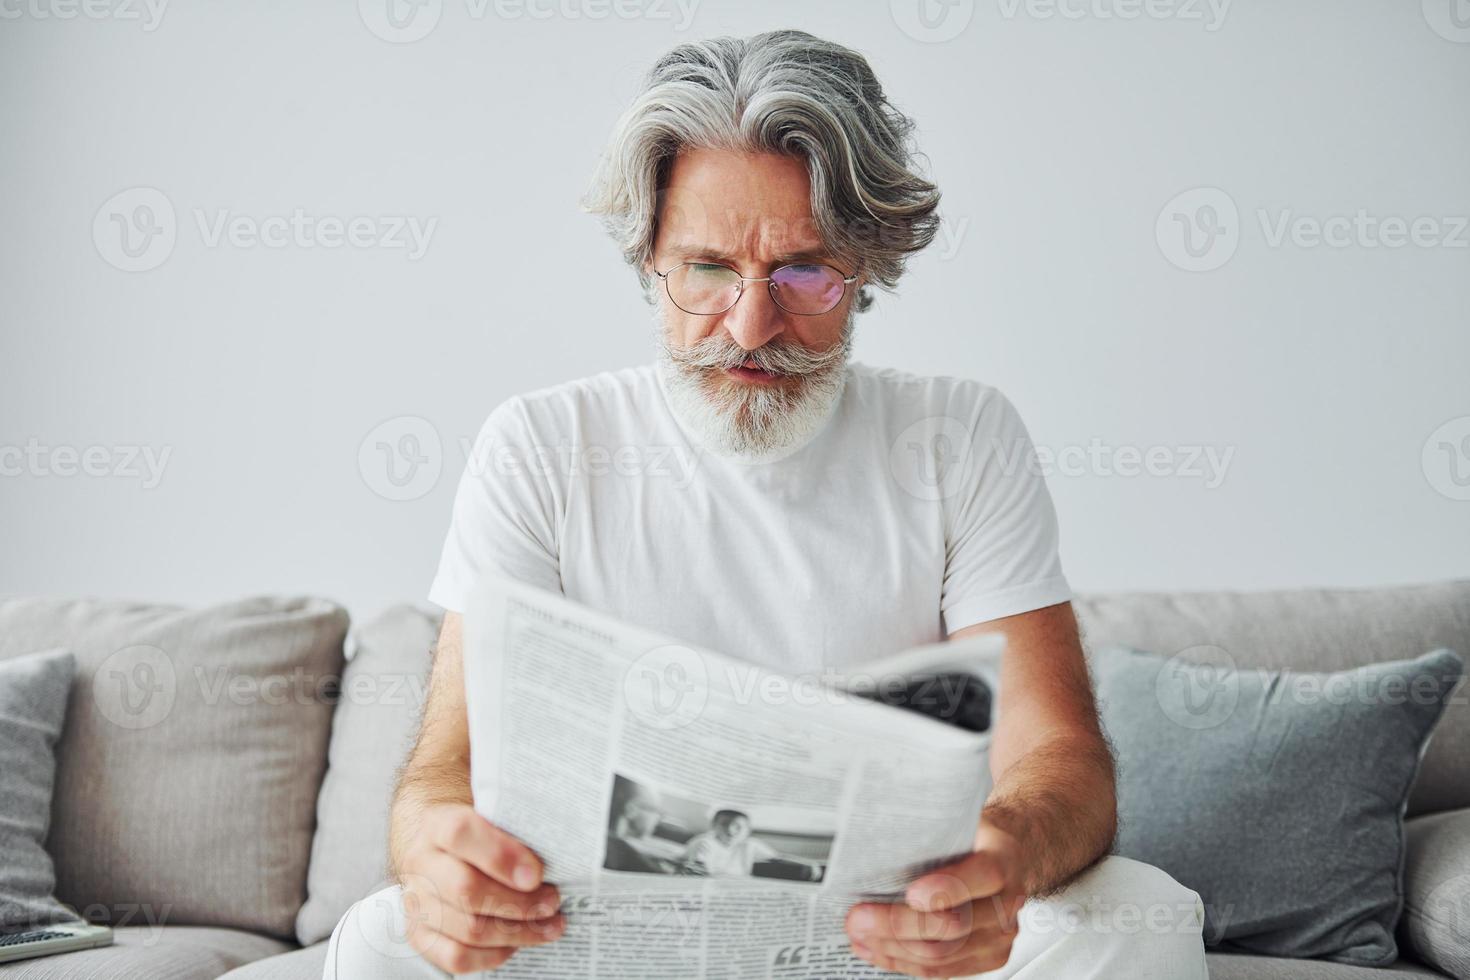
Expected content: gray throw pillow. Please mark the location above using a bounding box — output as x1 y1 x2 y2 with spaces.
0 648 78 931
1093 645 1464 967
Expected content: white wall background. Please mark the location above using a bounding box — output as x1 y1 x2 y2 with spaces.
2 0 1467 620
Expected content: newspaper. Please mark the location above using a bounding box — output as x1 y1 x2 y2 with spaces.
462 575 1005 979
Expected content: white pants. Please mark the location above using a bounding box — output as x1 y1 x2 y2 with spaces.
323 855 1208 979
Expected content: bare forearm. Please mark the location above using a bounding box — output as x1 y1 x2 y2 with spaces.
981 734 1117 898
388 756 473 879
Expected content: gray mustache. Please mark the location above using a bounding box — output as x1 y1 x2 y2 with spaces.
664 334 850 377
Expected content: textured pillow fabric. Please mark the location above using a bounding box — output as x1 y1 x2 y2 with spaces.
295 604 439 945
0 648 78 932
1399 807 1470 978
0 596 349 939
1094 646 1464 966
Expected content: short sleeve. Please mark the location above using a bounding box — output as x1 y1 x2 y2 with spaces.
427 399 563 612
940 389 1072 634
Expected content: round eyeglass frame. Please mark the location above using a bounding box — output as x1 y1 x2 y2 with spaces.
653 261 859 316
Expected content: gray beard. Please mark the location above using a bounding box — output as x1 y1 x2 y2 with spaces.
652 304 854 460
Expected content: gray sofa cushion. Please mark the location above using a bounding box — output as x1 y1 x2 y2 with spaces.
1095 647 1462 966
1075 581 1470 816
0 596 349 940
1400 807 1470 978
0 924 291 980
0 648 77 931
295 605 439 945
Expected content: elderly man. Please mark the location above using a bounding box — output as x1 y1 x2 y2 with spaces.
324 29 1206 979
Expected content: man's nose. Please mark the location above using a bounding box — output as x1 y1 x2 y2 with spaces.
720 281 785 352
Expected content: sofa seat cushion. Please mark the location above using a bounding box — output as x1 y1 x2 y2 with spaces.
218 942 328 979
0 925 291 980
1206 952 1448 979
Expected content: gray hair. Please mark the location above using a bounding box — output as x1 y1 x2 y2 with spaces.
581 30 941 314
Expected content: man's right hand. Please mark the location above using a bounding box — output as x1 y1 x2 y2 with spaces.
396 803 565 975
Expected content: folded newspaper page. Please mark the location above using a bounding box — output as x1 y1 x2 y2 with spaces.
462 575 1005 979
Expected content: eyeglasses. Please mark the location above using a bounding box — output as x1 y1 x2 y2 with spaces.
653 261 858 316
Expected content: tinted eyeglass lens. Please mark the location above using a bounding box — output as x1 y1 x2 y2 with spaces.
770 264 846 314
667 263 742 314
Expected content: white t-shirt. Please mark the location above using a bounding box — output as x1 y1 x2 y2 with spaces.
428 362 1070 674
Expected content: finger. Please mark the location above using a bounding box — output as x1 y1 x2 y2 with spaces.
410 850 562 920
852 928 1016 979
431 900 566 949
845 902 973 943
858 914 1018 968
408 921 517 976
427 806 546 891
906 850 1013 911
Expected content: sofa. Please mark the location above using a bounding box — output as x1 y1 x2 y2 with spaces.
0 580 1466 980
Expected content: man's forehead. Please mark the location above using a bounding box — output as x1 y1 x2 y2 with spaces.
661 217 833 263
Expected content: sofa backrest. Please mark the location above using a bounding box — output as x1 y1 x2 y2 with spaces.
0 595 348 938
1074 581 1470 817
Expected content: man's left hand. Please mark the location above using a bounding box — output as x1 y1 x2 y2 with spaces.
844 824 1029 978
